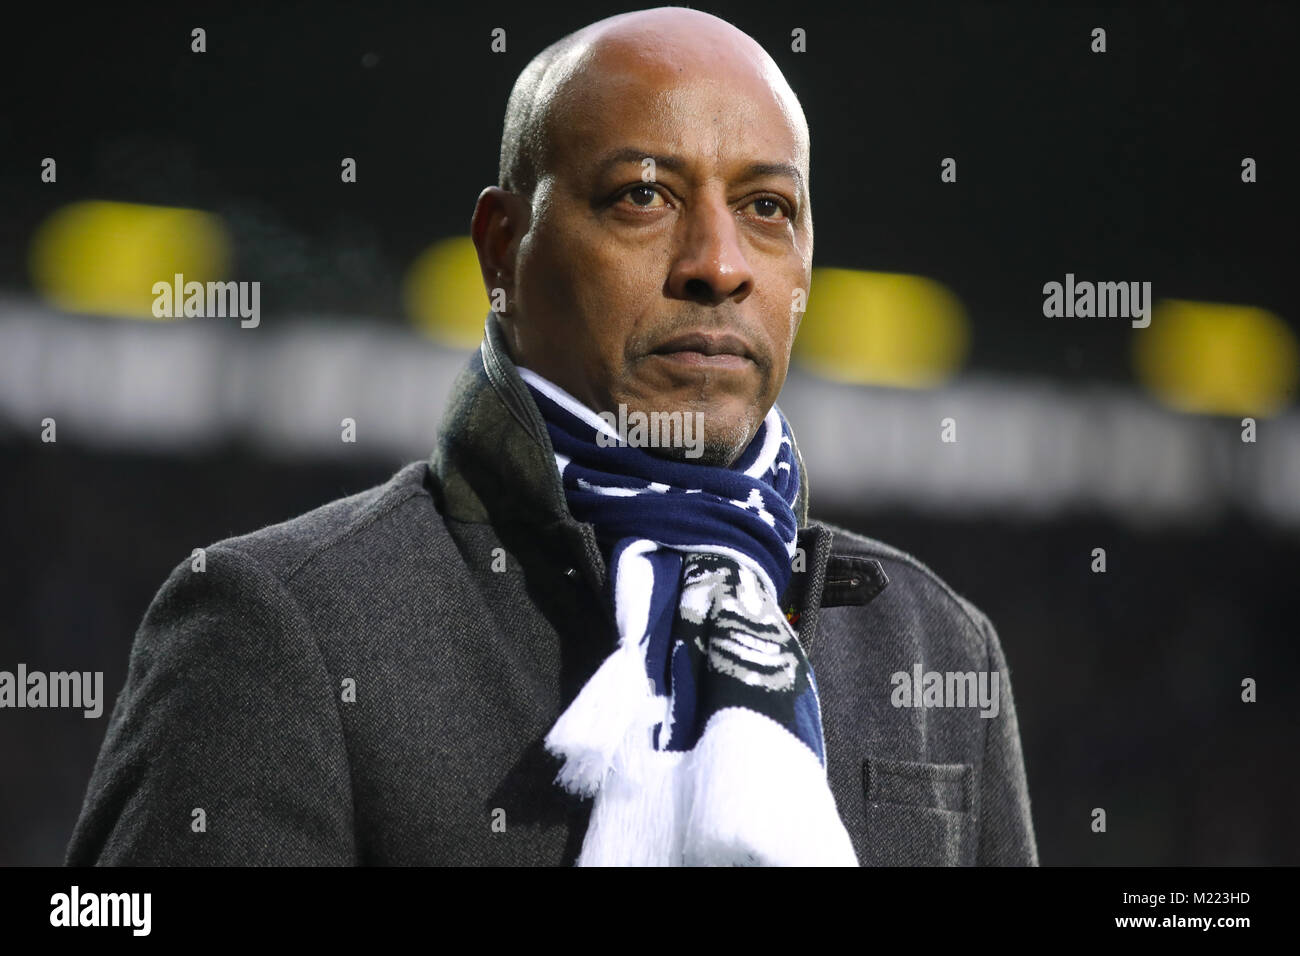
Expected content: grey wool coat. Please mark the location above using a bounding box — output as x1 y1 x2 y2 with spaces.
67 315 1039 867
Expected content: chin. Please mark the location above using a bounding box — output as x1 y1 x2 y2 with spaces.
641 412 757 468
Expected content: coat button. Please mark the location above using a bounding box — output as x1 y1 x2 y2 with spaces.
564 567 580 580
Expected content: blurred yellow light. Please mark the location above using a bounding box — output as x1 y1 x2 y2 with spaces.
29 201 231 319
403 237 489 348
1134 299 1297 416
793 268 969 387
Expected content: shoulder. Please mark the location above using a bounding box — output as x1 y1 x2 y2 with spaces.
813 518 997 657
127 460 446 677
207 460 440 584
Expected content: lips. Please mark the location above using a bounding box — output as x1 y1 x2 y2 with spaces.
649 331 755 362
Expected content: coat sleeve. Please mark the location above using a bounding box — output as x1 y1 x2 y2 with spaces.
65 545 357 865
972 607 1039 865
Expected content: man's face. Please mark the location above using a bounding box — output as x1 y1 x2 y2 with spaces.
507 38 812 466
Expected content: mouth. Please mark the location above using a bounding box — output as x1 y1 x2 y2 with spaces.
648 331 756 371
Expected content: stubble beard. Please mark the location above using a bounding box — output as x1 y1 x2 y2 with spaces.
642 410 761 468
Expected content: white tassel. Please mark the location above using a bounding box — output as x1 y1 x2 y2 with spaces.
546 539 665 797
576 720 687 866
543 636 655 798
681 707 859 866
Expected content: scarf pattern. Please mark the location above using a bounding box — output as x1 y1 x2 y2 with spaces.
520 369 858 866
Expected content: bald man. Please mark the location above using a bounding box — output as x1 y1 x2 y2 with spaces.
67 8 1037 867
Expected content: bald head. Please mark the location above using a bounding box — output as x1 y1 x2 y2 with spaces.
499 7 809 204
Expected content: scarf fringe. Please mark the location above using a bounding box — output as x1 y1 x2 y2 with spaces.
574 706 859 866
680 708 859 866
576 722 688 866
543 637 657 798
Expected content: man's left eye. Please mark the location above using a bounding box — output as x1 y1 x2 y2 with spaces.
746 197 789 220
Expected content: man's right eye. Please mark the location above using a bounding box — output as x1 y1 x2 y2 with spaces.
620 184 667 208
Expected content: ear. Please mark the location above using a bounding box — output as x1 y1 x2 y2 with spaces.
470 187 529 316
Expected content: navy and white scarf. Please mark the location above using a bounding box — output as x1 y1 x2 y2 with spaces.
520 368 858 866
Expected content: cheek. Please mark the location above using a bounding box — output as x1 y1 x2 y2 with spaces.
520 226 582 313
762 272 806 355
576 243 655 342
585 231 653 291
525 230 643 388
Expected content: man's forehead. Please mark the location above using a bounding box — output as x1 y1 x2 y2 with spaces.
546 44 808 184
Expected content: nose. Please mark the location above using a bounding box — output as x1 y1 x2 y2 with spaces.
666 193 755 306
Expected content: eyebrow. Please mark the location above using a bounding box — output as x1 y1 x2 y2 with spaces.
592 147 805 193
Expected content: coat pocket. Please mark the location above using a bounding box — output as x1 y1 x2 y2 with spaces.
860 757 975 866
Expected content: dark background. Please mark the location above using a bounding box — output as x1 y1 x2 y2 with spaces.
1 1 1296 865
